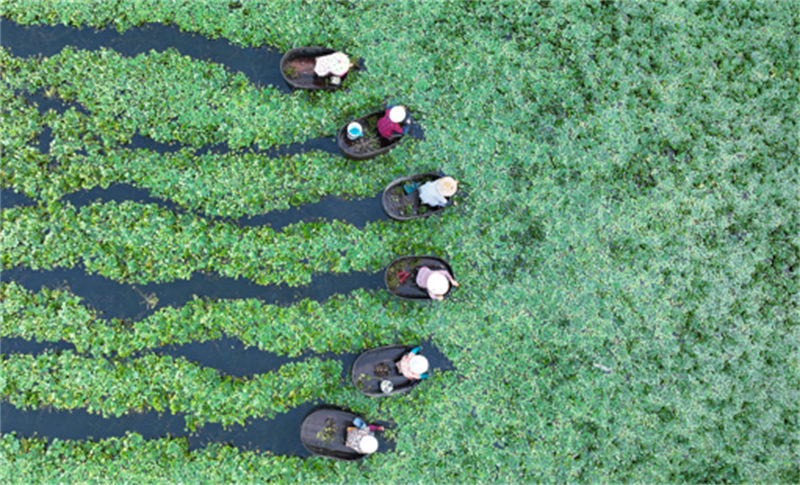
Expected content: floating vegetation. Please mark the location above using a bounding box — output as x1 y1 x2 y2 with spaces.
1 1 797 483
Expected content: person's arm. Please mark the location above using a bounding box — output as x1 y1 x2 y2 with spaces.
397 354 410 374
445 271 460 287
389 122 405 140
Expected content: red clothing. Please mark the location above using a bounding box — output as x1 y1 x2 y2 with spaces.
377 109 404 139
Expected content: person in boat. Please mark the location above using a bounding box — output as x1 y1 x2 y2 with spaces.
377 105 411 140
345 418 380 455
314 51 353 85
396 346 430 380
416 266 459 300
419 176 458 207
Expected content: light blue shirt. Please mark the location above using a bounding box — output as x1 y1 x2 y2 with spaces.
419 181 447 207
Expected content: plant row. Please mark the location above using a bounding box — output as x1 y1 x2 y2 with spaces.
0 433 313 484
0 88 44 152
0 45 386 150
0 373 457 483
1 0 798 483
0 0 352 51
0 282 429 357
1 350 342 430
1 200 442 286
1 90 428 216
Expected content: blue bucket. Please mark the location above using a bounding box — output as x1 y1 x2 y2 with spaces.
347 122 363 140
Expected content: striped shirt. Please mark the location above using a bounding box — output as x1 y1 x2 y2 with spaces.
377 109 404 139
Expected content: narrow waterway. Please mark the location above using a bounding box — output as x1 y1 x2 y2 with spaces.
1 336 455 379
8 87 395 228
0 401 327 456
1 18 289 91
57 183 385 231
2 265 385 321
2 16 445 459
1 336 453 455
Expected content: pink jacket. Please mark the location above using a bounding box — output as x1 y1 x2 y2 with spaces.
396 352 422 380
415 266 457 300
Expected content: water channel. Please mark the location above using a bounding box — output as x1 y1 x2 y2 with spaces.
2 18 289 91
2 17 446 456
1 336 452 455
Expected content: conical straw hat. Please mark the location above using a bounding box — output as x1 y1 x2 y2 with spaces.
436 177 458 196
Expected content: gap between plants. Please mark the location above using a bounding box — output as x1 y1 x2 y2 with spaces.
1 18 290 92
2 265 385 321
0 400 397 457
1 336 454 380
2 185 385 232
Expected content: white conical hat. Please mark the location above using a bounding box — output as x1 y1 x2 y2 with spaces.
409 355 429 375
427 272 450 295
389 106 407 123
436 177 458 196
360 434 378 454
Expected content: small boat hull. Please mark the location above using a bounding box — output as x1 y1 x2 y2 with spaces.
338 110 407 160
384 256 455 300
351 345 423 396
300 408 369 461
280 47 344 91
382 171 452 221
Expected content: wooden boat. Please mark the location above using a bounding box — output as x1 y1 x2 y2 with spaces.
384 256 455 300
382 172 453 221
280 47 348 91
351 345 423 396
300 407 371 461
337 110 408 160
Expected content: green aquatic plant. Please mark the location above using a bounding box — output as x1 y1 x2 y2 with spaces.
1 0 798 483
1 350 342 430
2 105 425 216
315 417 337 443
1 200 445 286
0 282 429 357
133 287 159 310
1 45 380 150
282 65 297 78
0 0 350 50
